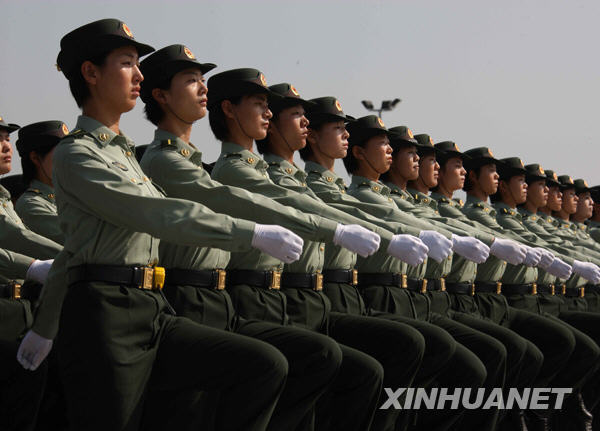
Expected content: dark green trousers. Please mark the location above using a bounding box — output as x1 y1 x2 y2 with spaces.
57 281 288 431
0 298 47 431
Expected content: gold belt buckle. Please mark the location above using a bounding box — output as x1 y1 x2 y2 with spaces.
496 282 502 295
531 283 537 295
141 267 154 290
216 269 226 290
315 273 323 291
270 271 281 290
352 269 358 286
401 274 408 289
550 284 555 295
11 281 22 299
141 266 165 290
440 278 446 292
561 284 566 295
420 279 428 294
580 287 585 298
470 283 476 296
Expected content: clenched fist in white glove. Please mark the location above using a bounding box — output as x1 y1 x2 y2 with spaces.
546 258 572 279
17 330 53 371
522 246 542 267
535 248 555 270
252 224 303 263
26 259 54 284
387 234 429 266
451 235 490 264
333 224 381 257
418 231 453 263
489 238 526 265
572 260 600 284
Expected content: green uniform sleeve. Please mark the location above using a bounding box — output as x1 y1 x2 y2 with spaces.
15 194 65 245
0 248 34 279
0 209 61 260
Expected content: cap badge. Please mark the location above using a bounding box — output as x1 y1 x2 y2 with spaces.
407 128 414 139
552 173 558 181
487 149 495 158
334 100 343 112
568 176 573 184
183 46 195 59
259 73 267 87
122 23 134 38
454 143 460 151
539 167 545 175
290 85 299 96
519 159 524 168
429 136 434 145
377 117 385 127
584 180 589 187
61 124 69 135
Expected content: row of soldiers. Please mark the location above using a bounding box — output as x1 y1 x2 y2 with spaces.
2 17 600 431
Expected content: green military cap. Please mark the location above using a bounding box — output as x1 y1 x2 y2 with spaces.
305 96 355 126
557 175 576 190
139 44 216 103
574 178 591 194
388 126 418 145
590 185 600 202
463 147 499 170
497 157 526 180
207 68 278 110
434 141 470 165
0 115 20 133
346 115 389 144
267 83 316 113
16 121 69 156
56 18 155 80
524 163 547 183
544 169 560 187
413 133 444 157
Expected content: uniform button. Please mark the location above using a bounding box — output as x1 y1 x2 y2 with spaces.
125 151 132 157
341 190 346 194
130 178 137 183
320 246 325 252
2 203 6 208
326 176 334 182
247 157 255 164
373 186 380 192
302 182 306 187
48 193 55 199
285 168 293 174
143 176 149 182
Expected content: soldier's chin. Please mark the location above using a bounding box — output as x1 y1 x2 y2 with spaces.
0 163 10 175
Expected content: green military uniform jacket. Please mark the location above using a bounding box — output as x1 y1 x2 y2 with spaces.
34 116 259 339
15 179 64 245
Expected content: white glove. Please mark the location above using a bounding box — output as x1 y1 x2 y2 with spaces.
451 235 490 264
25 259 54 284
536 248 555 270
387 234 429 266
252 224 303 264
572 260 600 284
333 224 381 257
546 258 572 279
522 246 542 267
489 238 526 265
418 230 453 263
17 330 53 371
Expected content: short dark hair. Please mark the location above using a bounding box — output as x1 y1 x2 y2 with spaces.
381 140 416 182
343 135 369 175
67 50 110 107
21 142 56 185
464 165 484 192
300 121 328 161
208 95 243 142
255 109 281 154
143 77 173 126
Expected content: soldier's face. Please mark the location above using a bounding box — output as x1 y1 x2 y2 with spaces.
309 121 349 159
546 185 562 211
355 134 392 174
527 179 548 209
391 145 419 181
234 94 272 140
477 163 499 195
508 174 528 204
271 104 309 151
561 188 578 214
89 46 143 114
439 156 466 192
162 68 207 122
0 129 12 175
575 192 593 220
419 153 439 188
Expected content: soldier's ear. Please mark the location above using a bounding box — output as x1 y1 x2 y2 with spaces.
81 61 99 85
151 88 168 105
306 129 318 146
352 144 365 161
221 100 236 120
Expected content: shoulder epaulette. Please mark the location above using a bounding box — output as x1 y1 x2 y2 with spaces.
160 139 177 150
64 129 88 140
358 182 371 188
224 152 242 159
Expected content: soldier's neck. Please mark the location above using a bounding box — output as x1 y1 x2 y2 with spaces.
308 148 335 172
157 117 192 144
523 200 538 214
412 177 430 194
267 138 294 164
34 173 52 188
571 213 588 223
436 180 454 199
82 104 121 134
554 209 570 221
386 169 409 190
468 186 488 203
355 165 380 182
539 206 552 215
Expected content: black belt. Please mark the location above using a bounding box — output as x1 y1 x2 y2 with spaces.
501 283 537 295
585 284 600 294
537 284 556 295
281 272 323 291
563 287 585 298
322 269 358 286
0 281 22 299
358 273 428 292
446 282 476 295
166 268 226 290
475 281 503 294
426 278 446 292
227 270 281 290
68 264 166 290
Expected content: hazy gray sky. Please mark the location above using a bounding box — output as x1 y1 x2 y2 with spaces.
2 0 599 185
